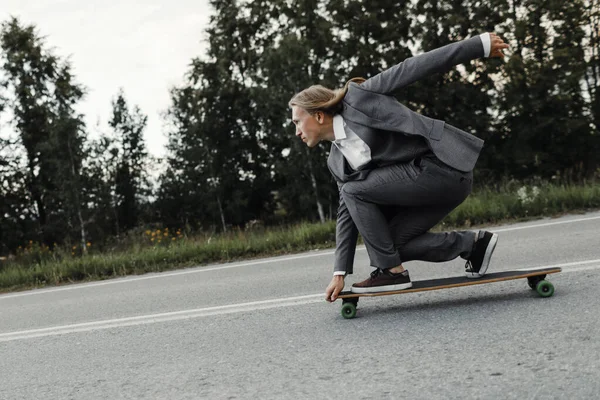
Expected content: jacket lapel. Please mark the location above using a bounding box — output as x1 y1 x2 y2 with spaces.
327 144 345 182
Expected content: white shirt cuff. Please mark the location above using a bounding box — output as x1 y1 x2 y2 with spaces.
333 271 346 276
480 33 491 58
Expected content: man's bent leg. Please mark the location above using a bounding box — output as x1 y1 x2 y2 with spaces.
340 161 424 269
341 158 473 270
387 204 477 263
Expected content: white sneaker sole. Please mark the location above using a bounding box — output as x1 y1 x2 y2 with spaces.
351 281 413 294
466 233 498 278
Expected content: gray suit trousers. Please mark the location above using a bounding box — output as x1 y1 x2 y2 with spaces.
340 155 476 269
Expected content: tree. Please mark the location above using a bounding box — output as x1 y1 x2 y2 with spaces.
584 0 600 169
108 90 151 233
0 17 88 249
160 0 275 231
79 135 118 244
252 0 342 223
0 137 32 254
494 0 593 180
1 17 57 245
50 62 88 252
407 0 509 181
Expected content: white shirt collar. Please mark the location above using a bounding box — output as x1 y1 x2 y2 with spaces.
332 115 346 141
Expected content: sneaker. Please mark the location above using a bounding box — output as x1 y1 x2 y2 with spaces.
465 231 499 278
351 269 413 293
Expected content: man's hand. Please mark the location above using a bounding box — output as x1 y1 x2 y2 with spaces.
489 33 509 58
325 275 345 303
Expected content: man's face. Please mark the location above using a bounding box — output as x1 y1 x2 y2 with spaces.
291 106 321 148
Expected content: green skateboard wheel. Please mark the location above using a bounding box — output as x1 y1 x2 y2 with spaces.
536 280 555 298
341 302 357 319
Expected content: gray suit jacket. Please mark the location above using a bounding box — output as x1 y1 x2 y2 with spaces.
330 35 486 275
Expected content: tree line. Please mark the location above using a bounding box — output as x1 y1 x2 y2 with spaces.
1 0 599 256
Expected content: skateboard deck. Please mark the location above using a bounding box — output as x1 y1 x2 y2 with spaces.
337 267 561 319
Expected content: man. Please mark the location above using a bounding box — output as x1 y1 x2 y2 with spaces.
289 33 509 302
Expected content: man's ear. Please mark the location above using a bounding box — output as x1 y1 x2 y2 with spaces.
315 111 323 124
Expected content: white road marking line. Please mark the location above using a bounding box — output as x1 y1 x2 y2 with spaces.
516 259 600 271
563 265 600 273
0 294 323 343
1 214 599 300
1 259 600 343
492 215 600 233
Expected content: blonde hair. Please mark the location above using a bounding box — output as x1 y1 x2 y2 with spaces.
288 77 366 115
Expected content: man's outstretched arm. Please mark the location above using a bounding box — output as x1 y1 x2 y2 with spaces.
360 33 508 95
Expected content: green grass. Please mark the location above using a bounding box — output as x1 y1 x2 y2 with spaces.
443 183 600 228
1 182 599 293
0 222 337 292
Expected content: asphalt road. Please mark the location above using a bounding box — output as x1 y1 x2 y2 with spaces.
2 211 600 399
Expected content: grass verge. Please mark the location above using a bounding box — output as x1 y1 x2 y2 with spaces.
1 182 599 293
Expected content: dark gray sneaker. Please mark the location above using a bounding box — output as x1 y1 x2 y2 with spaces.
465 231 499 278
351 269 413 293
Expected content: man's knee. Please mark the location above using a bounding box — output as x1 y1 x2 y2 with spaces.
340 182 361 200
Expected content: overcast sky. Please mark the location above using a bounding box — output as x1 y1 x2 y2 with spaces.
2 0 213 158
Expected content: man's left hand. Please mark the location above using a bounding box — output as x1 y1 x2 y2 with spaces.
489 33 509 58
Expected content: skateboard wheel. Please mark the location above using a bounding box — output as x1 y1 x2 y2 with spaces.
341 303 357 319
536 280 554 298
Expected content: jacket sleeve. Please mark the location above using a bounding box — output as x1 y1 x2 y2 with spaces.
333 183 358 275
361 35 484 95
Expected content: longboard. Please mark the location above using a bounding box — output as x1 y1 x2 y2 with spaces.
337 267 561 319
